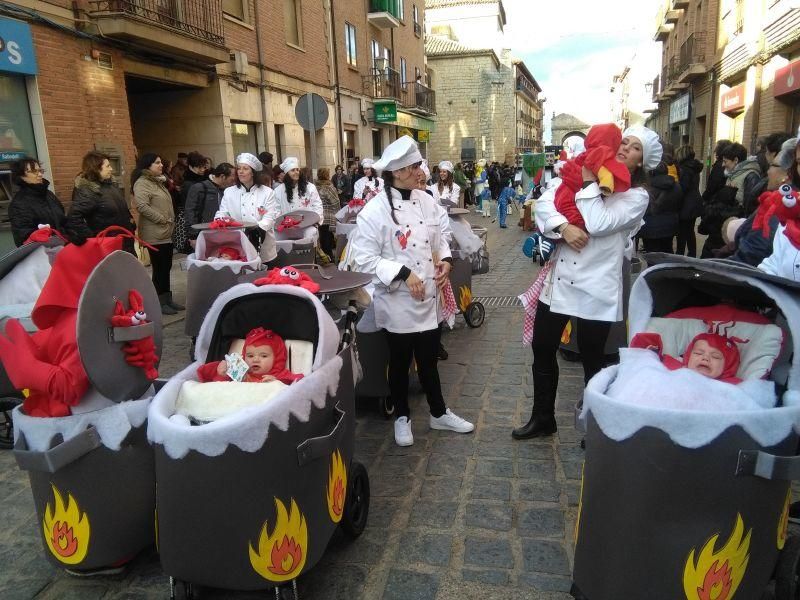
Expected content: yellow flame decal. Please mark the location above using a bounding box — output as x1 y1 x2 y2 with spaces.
249 498 308 582
42 484 91 565
574 463 585 545
778 487 791 550
458 285 472 313
560 321 572 345
326 450 347 524
683 513 751 600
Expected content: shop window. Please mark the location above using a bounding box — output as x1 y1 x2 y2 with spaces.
372 129 382 158
345 23 357 67
284 0 304 48
0 74 37 163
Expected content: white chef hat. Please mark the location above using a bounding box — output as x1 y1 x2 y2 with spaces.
373 136 423 172
622 125 663 171
421 159 431 180
361 158 375 169
280 157 300 172
236 153 263 172
438 160 454 173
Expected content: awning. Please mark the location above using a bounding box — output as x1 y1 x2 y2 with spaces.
774 59 800 98
720 84 745 115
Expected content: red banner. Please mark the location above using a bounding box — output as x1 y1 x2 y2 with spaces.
720 84 746 114
774 59 800 98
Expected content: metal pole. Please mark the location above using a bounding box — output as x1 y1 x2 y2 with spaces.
308 94 318 174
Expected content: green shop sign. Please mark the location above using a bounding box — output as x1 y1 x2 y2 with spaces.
374 101 398 123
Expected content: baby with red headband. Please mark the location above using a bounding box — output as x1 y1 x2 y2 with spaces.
197 327 304 384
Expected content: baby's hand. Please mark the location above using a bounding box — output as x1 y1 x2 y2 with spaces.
216 361 228 376
261 374 276 382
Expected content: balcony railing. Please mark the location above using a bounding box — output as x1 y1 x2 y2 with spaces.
363 67 402 102
680 32 706 70
88 0 225 46
413 21 422 36
410 82 436 114
651 75 660 101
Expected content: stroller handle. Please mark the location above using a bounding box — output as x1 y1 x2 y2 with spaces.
14 427 102 474
736 449 800 481
296 403 346 467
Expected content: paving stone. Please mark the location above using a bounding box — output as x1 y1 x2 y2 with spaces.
463 536 514 570
516 443 555 461
398 532 453 566
408 501 458 528
488 384 524 398
462 568 511 586
478 426 514 443
518 459 556 480
426 454 468 476
471 478 511 501
367 499 404 528
449 395 485 409
520 539 571 575
299 564 368 600
518 508 566 538
476 440 515 459
460 383 486 397
438 367 466 384
561 459 584 481
487 396 520 411
465 502 513 531
565 481 582 506
476 458 513 478
419 477 464 500
382 569 439 600
518 481 562 503
371 475 416 498
482 412 515 426
518 572 574 593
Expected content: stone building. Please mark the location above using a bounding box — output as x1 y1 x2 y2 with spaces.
550 114 590 147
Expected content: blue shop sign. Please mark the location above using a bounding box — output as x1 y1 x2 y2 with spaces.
0 17 38 75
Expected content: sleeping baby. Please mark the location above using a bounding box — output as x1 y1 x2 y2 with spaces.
205 246 243 262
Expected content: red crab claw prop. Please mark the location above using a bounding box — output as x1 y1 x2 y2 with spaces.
24 225 69 245
210 216 243 229
277 216 302 232
253 266 321 293
348 199 365 209
109 289 159 380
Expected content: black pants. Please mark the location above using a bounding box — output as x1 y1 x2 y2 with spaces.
641 237 674 253
319 225 335 257
531 301 612 418
149 242 173 295
675 219 697 257
701 233 725 258
386 328 447 419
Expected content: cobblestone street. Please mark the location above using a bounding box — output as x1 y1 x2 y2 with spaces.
0 211 586 599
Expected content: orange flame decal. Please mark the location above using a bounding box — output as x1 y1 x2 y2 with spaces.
458 285 472 313
778 487 791 550
249 498 308 582
560 321 572 345
326 449 347 523
42 484 91 565
683 513 751 600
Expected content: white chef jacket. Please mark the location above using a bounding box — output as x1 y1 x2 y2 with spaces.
534 181 649 322
428 182 462 208
216 183 280 262
353 176 384 201
273 181 323 241
350 188 452 334
759 225 800 281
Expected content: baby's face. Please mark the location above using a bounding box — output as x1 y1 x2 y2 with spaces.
244 344 274 375
219 251 235 260
686 340 725 379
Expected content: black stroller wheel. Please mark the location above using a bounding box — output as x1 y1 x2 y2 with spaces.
775 534 800 600
169 577 195 600
378 396 395 420
340 461 370 539
0 399 20 450
464 301 485 328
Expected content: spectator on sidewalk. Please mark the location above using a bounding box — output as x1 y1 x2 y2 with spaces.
184 162 236 246
9 157 67 247
675 145 704 257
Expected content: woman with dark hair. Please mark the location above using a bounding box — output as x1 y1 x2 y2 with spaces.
332 164 351 206
428 160 461 208
273 157 323 237
349 136 474 447
68 151 136 252
184 162 236 246
352 158 384 202
8 157 67 247
639 145 682 253
271 165 284 190
173 151 207 253
514 125 661 440
675 145 704 257
703 139 732 202
132 152 183 315
315 167 339 261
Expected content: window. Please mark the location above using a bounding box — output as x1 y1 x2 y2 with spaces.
414 66 421 84
231 121 257 158
372 39 381 69
398 0 404 20
284 0 303 48
400 58 407 88
383 47 392 69
222 0 245 21
412 4 421 36
372 129 382 157
274 124 285 163
345 22 357 67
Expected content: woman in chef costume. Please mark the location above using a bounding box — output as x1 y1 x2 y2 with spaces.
428 160 462 208
352 158 384 202
272 157 323 241
349 136 474 447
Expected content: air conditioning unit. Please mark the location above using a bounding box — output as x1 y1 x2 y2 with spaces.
231 51 248 80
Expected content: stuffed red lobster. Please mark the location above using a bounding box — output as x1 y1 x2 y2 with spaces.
210 216 243 229
253 266 320 293
110 290 159 381
753 183 800 244
277 216 301 232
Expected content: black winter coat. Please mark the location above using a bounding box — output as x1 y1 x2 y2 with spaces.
184 179 223 239
8 179 67 247
677 158 704 221
698 185 739 237
702 159 727 202
67 176 135 239
179 169 206 211
742 176 768 216
640 168 682 239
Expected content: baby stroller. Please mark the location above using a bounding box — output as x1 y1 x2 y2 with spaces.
184 228 261 353
572 254 800 600
447 207 486 328
148 282 369 598
274 210 319 267
11 249 162 572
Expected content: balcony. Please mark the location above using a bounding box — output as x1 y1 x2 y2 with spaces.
655 23 674 42
651 75 660 102
88 0 228 64
409 82 436 115
672 0 689 8
363 67 402 101
664 9 681 23
368 0 401 29
677 32 707 82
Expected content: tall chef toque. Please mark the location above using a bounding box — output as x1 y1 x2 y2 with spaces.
361 157 375 169
373 135 423 172
280 157 300 172
236 153 263 172
622 125 663 171
438 160 454 173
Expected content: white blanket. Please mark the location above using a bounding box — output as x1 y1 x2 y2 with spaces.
607 348 776 412
175 380 287 423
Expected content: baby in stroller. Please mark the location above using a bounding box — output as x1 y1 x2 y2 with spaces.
197 327 304 384
206 246 244 262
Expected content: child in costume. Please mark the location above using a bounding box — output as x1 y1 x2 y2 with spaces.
523 124 632 262
207 246 243 262
196 327 303 384
756 183 800 281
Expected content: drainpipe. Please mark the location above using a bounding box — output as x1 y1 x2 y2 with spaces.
253 0 269 152
329 0 345 164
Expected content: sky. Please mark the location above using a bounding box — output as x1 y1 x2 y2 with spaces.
502 0 662 144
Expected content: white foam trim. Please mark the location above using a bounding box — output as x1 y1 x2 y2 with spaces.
13 397 151 452
583 364 800 448
147 354 343 459
193 284 339 369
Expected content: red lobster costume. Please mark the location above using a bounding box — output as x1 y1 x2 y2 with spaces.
253 266 320 293
111 290 159 381
753 183 800 248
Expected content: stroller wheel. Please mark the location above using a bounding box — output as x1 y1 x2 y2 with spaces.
0 400 20 450
464 302 485 328
776 534 800 600
378 396 395 420
169 577 195 600
340 461 370 539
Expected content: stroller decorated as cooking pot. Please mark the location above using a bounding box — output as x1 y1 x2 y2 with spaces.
446 207 486 328
148 282 369 598
572 254 800 600
274 210 319 267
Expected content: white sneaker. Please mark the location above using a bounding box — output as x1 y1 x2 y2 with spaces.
394 417 414 446
430 409 475 433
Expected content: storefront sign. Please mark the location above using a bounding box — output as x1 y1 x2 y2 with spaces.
669 93 691 125
721 84 746 114
0 17 38 75
395 110 435 132
374 101 397 123
774 59 800 98
417 130 430 143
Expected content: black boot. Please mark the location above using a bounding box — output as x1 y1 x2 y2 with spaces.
159 293 177 316
165 292 184 311
512 412 557 440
